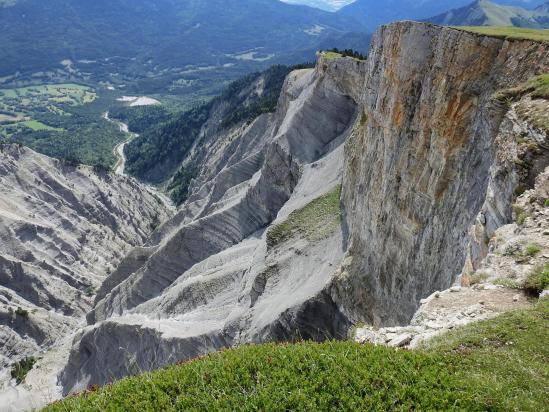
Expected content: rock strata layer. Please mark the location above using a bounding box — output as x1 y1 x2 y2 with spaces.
337 22 549 325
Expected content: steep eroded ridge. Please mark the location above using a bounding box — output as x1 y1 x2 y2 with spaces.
0 145 173 405
61 57 360 393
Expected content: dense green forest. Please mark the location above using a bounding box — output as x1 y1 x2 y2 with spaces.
124 104 212 185
109 105 173 134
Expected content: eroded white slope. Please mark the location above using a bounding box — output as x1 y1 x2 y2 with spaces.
61 61 360 394
0 145 173 407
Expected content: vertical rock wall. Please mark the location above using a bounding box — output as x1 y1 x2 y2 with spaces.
337 22 549 325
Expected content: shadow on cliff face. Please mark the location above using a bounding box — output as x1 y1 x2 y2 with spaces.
260 290 352 342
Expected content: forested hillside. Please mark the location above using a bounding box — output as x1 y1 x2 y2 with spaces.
0 0 358 78
123 64 302 204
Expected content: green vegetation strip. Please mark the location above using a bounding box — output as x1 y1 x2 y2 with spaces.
267 186 342 248
494 73 549 103
454 26 549 43
45 300 548 411
322 51 344 60
20 120 63 132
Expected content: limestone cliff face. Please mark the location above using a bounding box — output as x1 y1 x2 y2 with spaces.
336 22 549 326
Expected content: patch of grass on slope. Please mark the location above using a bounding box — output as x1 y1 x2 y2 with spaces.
44 300 548 411
423 298 549 411
454 26 549 43
529 73 549 99
322 51 343 60
266 185 342 248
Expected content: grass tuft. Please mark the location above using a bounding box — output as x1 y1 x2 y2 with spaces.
470 271 489 285
529 73 549 99
322 51 343 60
516 211 530 226
523 244 541 257
266 186 342 248
524 263 549 295
493 277 523 289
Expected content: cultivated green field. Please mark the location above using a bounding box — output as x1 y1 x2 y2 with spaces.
0 83 96 137
19 120 63 132
0 83 128 168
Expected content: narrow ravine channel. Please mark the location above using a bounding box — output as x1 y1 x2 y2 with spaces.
102 111 138 176
103 111 175 208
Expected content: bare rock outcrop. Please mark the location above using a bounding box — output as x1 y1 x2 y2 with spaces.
61 57 360 394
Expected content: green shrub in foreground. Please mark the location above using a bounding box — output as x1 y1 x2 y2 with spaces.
45 300 548 411
524 263 549 294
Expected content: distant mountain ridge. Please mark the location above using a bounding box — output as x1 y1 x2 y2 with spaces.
426 0 549 28
337 0 548 29
0 0 361 78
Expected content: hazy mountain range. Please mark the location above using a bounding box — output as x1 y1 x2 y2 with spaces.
336 0 549 29
2 0 548 81
0 0 360 78
427 0 549 27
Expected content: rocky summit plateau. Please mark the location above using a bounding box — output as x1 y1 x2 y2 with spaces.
0 16 548 412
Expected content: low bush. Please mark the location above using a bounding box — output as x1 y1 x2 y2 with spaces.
11 357 36 384
469 271 488 285
84 286 96 297
15 307 29 318
523 263 549 294
523 243 541 257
